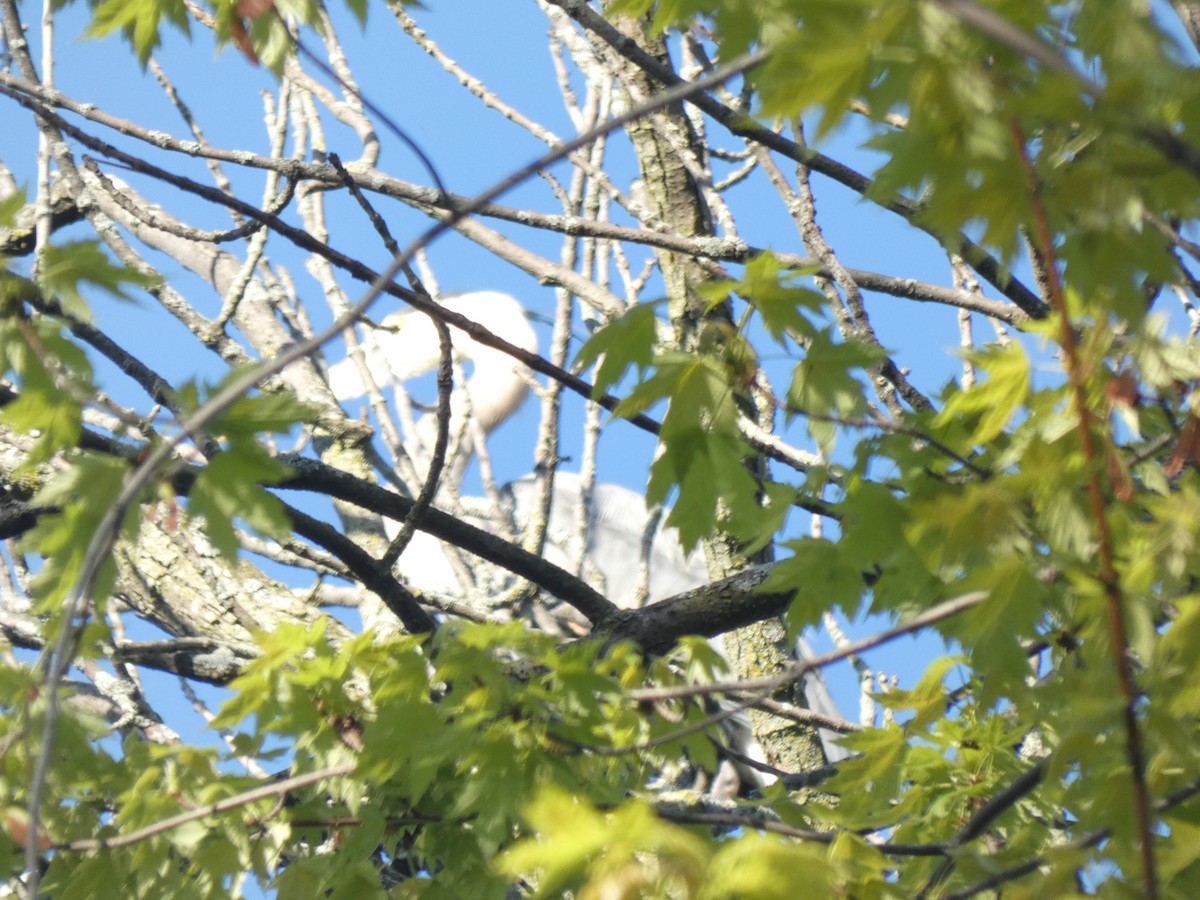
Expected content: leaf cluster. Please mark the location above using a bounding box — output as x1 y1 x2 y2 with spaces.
5 0 1200 897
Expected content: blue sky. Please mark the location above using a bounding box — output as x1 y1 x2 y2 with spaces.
0 0 1039 827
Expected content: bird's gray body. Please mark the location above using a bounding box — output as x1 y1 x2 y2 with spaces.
330 292 847 777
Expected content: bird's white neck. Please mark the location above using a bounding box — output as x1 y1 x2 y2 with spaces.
459 351 530 435
329 290 539 446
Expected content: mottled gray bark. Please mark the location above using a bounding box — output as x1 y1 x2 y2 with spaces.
609 15 829 777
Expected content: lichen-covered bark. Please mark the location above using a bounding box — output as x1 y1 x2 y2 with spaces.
81 176 397 634
613 17 712 332
115 511 346 644
0 428 343 692
722 619 828 777
611 16 832 778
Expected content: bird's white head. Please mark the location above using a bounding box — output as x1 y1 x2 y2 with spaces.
328 290 539 436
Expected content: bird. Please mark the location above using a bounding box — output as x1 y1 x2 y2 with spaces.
328 291 701 608
327 290 537 470
328 290 847 778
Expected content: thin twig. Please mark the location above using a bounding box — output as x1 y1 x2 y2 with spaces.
628 591 988 705
22 45 769 886
1010 118 1157 900
326 154 455 573
917 761 1047 896
579 592 986 760
0 73 1033 328
56 763 355 852
542 0 1049 320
